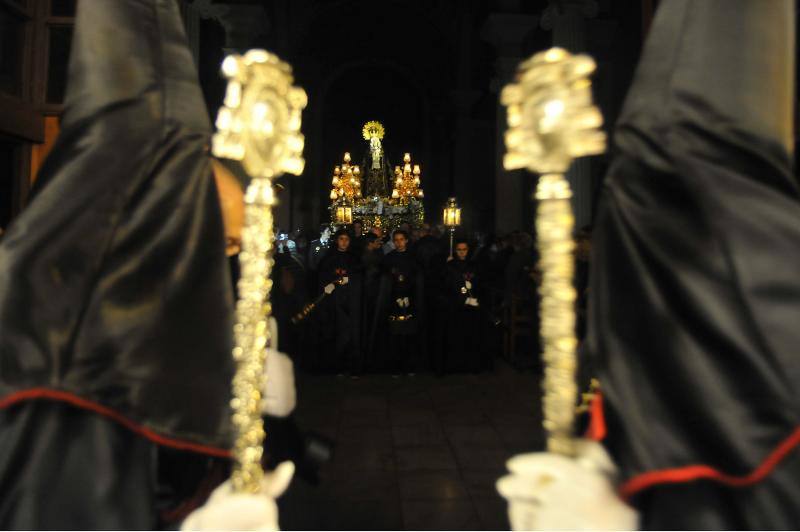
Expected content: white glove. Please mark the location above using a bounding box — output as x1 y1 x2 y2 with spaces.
261 317 296 417
324 283 335 295
181 461 295 531
403 297 410 308
261 349 296 417
341 276 349 285
465 297 479 307
465 280 472 290
496 439 639 531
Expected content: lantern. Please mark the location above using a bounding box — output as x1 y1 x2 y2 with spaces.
443 197 461 256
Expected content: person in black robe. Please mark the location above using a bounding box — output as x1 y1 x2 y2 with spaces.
0 1 235 528
315 229 362 376
586 1 800 528
359 232 385 372
442 240 485 375
413 224 449 370
272 249 308 362
374 229 425 376
349 219 366 256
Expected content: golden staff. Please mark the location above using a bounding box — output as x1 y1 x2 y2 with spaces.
501 48 606 456
212 50 307 493
291 277 346 324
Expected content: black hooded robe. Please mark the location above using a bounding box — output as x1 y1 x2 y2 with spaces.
442 258 484 374
373 249 426 374
0 0 235 527
586 1 800 528
315 249 363 374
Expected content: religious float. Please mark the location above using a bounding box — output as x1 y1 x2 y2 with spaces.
328 121 425 231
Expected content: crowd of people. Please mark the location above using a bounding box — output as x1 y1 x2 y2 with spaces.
269 220 591 378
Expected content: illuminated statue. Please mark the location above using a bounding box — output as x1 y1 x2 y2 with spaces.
361 121 392 198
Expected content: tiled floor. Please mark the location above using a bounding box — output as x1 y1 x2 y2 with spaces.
279 360 545 530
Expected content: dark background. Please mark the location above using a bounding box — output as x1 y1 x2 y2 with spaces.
2 0 798 235
192 0 646 236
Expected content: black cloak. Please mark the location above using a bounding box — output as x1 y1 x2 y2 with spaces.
442 258 484 374
0 0 234 526
586 0 800 528
315 248 363 372
370 249 427 371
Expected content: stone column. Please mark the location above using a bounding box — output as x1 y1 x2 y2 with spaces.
450 88 481 231
541 0 598 230
481 13 538 234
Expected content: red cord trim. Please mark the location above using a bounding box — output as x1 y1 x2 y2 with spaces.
0 388 231 459
585 390 607 441
620 425 800 500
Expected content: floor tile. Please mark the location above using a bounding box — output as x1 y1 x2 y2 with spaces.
473 497 511 530
398 471 469 500
337 426 393 447
281 358 546 530
339 408 391 429
444 425 504 447
391 407 440 426
320 470 399 500
395 445 459 471
401 500 482 531
452 445 511 471
460 469 506 500
330 443 395 471
391 422 447 447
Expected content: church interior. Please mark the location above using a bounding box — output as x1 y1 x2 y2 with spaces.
1 0 799 530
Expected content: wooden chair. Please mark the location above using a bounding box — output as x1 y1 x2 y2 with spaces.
503 295 538 368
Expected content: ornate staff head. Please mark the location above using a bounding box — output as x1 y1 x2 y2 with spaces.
213 50 307 493
502 47 605 175
214 50 306 178
501 47 605 456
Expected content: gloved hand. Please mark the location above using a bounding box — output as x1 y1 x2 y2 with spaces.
496 439 639 531
465 297 479 307
261 349 296 417
324 283 335 295
261 317 296 418
181 461 295 531
465 280 472 290
340 276 349 285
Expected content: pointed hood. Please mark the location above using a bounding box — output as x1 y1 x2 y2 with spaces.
0 0 234 454
60 0 210 136
587 0 800 502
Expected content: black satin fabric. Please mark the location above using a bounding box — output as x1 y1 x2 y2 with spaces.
0 0 234 450
0 401 157 529
587 0 800 522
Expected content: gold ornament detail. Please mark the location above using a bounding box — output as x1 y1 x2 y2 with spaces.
362 120 385 141
213 49 307 493
501 47 605 456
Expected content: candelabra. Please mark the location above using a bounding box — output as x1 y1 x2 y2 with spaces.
501 47 605 457
329 152 362 202
391 152 424 203
212 49 307 493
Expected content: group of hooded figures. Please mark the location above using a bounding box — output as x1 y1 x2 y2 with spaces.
273 226 490 377
0 0 799 529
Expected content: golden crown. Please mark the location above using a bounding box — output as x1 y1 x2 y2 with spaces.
362 120 385 141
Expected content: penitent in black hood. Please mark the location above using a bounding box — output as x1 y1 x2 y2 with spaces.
0 0 235 455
